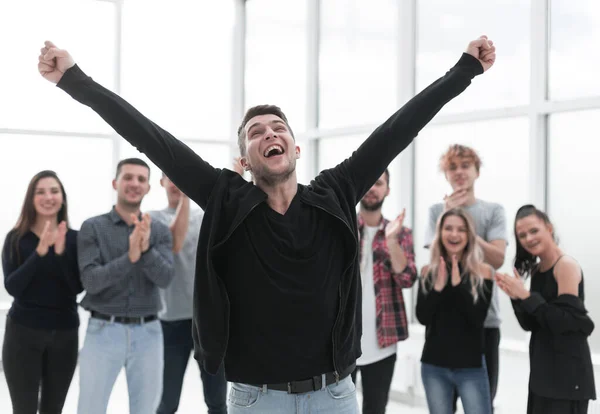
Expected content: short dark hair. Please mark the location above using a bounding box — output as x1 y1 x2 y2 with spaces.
115 158 150 179
237 105 294 156
383 168 390 186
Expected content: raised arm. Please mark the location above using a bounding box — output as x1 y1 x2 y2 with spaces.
38 41 219 209
335 36 495 202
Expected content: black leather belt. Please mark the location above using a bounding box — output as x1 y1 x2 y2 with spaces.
252 363 355 394
91 311 157 325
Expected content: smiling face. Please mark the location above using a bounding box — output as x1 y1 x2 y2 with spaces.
444 156 480 192
440 214 469 257
33 177 64 218
113 164 150 208
515 214 554 257
360 172 389 212
240 114 300 185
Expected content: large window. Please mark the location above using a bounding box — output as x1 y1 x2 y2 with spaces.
319 0 399 128
0 135 114 303
549 0 600 100
549 110 600 351
0 0 116 133
122 0 234 140
414 117 530 341
245 0 308 133
416 0 530 113
119 140 232 211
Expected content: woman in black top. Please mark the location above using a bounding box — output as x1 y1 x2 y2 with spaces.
2 170 83 414
417 208 494 414
496 205 595 414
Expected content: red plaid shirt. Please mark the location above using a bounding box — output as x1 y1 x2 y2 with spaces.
358 214 417 347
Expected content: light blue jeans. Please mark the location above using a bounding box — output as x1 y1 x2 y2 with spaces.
421 356 492 414
228 375 359 413
77 317 164 414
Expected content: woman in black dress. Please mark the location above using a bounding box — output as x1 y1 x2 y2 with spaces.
496 204 595 414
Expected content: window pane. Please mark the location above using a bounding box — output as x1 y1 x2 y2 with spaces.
319 0 399 128
414 117 530 341
0 134 114 304
417 0 530 113
550 1 600 100
122 0 234 139
119 140 232 211
0 0 116 133
549 110 600 351
246 0 307 132
317 134 365 171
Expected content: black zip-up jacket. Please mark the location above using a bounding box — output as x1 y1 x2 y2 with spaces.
56 53 483 379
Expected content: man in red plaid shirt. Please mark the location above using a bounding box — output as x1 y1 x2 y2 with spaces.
351 168 418 414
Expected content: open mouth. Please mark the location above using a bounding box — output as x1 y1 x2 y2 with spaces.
447 240 462 246
263 144 285 158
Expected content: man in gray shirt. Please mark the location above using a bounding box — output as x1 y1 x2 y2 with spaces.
424 144 507 413
77 158 174 414
150 173 227 414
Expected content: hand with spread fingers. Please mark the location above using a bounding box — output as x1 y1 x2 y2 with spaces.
384 208 406 242
496 268 530 300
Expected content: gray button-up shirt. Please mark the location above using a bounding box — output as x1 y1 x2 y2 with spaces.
77 207 174 317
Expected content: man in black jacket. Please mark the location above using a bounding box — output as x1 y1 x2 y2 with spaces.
38 36 495 413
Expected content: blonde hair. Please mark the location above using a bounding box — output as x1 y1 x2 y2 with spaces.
422 208 486 302
439 144 482 173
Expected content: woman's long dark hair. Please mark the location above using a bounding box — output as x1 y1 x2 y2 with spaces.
3 170 69 264
513 204 555 279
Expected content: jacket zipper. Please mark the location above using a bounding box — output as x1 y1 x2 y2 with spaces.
305 201 358 381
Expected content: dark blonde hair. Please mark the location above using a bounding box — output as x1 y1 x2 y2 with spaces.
439 144 482 173
422 208 485 302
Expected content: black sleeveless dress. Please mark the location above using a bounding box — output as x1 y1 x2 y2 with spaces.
526 260 593 414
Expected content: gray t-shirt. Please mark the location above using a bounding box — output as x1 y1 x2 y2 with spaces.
149 207 203 321
424 199 507 328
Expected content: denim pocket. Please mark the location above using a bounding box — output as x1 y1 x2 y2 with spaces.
87 317 107 334
326 377 356 399
228 383 261 408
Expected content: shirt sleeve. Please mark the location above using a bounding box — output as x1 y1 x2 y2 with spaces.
486 204 508 242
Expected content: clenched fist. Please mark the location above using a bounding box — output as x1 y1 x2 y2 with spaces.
38 41 75 84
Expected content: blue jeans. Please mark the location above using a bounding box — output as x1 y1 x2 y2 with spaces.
227 375 358 413
421 357 492 414
77 317 164 414
156 319 227 414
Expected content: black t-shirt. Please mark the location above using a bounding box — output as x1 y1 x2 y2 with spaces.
214 191 351 384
